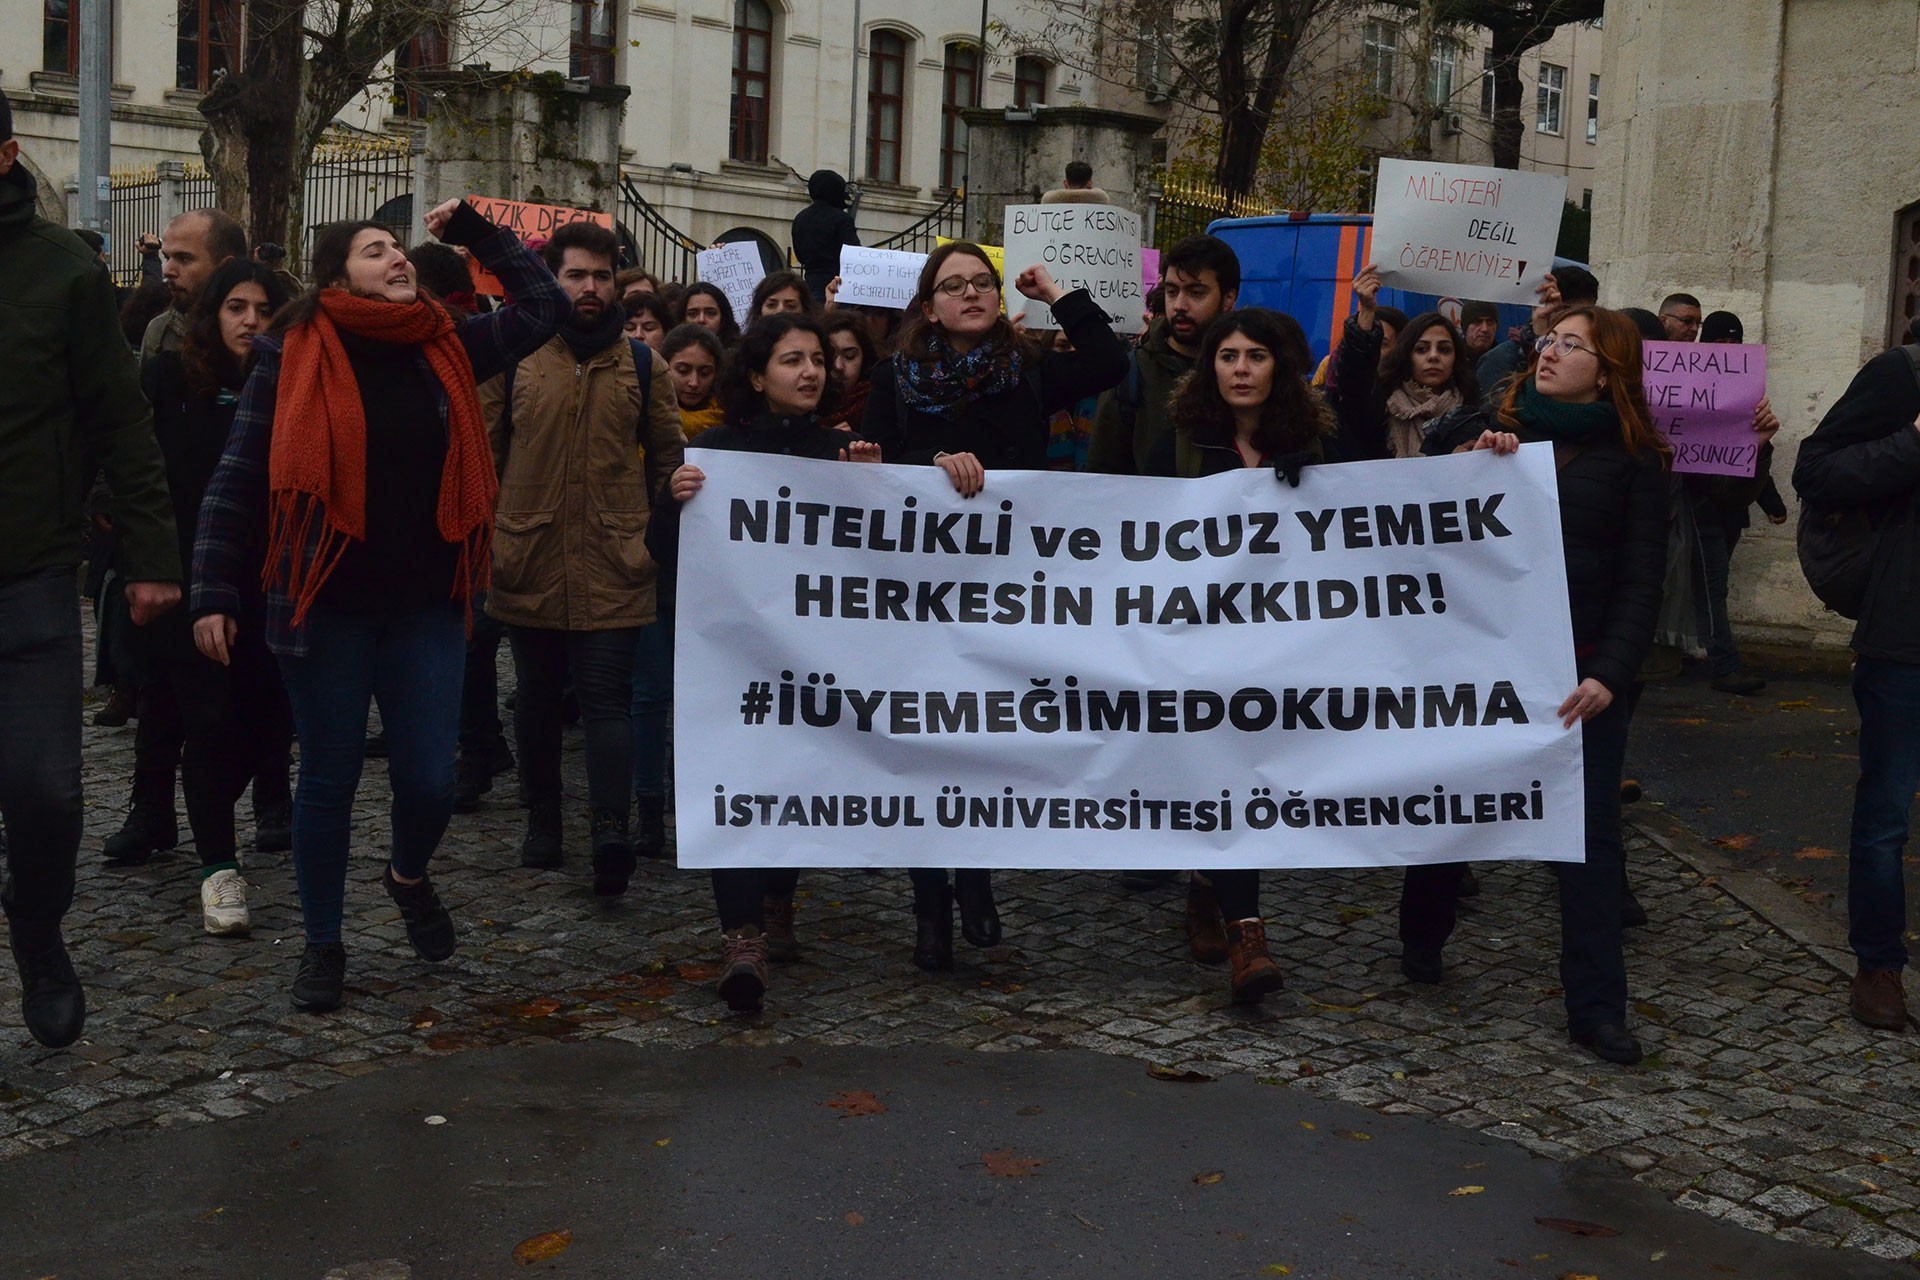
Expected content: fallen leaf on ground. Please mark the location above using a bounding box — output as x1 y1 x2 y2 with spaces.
1298 1062 1316 1076
1664 716 1708 726
1147 1065 1214 1083
410 1008 444 1029
1261 1266 1292 1276
1871 1152 1890 1164
982 1148 1046 1177
1193 1170 1225 1185
674 962 719 983
1299 1120 1316 1130
1793 846 1839 860
1017 1105 1043 1116
514 997 562 1019
822 1089 886 1118
653 1137 670 1147
512 1229 573 1265
1556 1273 1598 1280
1711 833 1757 851
844 1211 864 1226
1448 1185 1484 1196
1536 1217 1619 1238
1339 1130 1373 1142
1777 698 1813 709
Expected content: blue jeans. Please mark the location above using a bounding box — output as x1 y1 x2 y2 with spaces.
631 616 673 800
0 570 84 924
277 605 465 945
1849 657 1920 972
1696 519 1742 677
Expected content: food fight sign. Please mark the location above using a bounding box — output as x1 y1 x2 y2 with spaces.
673 448 1586 869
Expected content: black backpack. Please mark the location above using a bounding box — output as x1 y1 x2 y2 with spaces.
1795 344 1920 619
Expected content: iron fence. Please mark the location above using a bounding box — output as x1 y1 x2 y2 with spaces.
618 176 702 284
868 186 966 255
1149 175 1279 251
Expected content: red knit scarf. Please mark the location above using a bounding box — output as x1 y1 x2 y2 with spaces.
265 289 497 628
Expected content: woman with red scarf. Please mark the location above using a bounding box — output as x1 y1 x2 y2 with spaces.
191 199 569 1012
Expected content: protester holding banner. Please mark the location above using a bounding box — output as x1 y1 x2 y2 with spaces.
1331 265 1481 461
1401 307 1669 1065
678 283 741 347
750 271 817 321
191 199 570 1013
1143 307 1336 1002
821 310 877 430
858 241 1129 970
647 312 880 1011
661 323 727 440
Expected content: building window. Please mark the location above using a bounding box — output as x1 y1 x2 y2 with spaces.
1536 62 1565 135
570 0 615 86
1428 37 1457 106
941 43 978 191
175 0 238 92
730 0 773 164
1586 73 1600 143
44 0 79 74
1136 26 1173 101
1014 55 1048 108
866 30 907 184
1362 20 1396 98
1479 50 1495 118
394 24 450 119
1581 188 1592 212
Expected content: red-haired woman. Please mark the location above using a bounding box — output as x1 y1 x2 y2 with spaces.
1400 306 1669 1066
191 199 569 1012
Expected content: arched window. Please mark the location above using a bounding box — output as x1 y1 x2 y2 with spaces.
941 43 978 191
866 30 908 184
1014 55 1049 108
731 0 774 164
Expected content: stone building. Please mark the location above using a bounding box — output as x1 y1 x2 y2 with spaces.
1593 0 1920 647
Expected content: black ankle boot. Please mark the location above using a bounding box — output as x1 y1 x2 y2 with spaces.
453 752 492 813
102 797 177 866
8 918 86 1048
634 794 668 861
521 803 562 869
913 881 954 971
954 869 1001 948
591 808 635 897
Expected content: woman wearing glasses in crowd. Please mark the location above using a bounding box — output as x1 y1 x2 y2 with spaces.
1400 307 1669 1067
860 240 1130 974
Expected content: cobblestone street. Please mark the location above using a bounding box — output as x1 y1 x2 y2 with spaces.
3 668 1918 1270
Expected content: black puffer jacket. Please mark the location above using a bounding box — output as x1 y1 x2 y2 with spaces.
1426 405 1669 695
646 411 860 570
1792 347 1920 664
860 289 1129 471
791 170 860 301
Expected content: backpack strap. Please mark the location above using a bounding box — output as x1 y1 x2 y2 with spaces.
629 337 653 434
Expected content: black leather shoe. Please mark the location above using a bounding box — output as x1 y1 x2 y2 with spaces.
954 869 1001 948
452 754 491 814
521 804 563 869
384 867 456 962
1621 890 1649 929
1400 945 1444 986
8 920 85 1048
1572 1022 1643 1065
252 799 293 853
290 942 346 1012
590 809 635 897
914 913 954 971
102 801 177 866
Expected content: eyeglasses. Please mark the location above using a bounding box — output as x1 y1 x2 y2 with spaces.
933 273 999 298
1534 334 1598 359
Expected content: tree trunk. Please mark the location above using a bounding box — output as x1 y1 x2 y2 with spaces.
1486 26 1528 170
198 0 306 250
1210 0 1318 197
1404 0 1437 160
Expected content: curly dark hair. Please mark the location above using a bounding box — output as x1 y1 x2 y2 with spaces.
1170 308 1332 457
182 259 292 395
720 312 839 424
1378 311 1481 405
678 282 741 345
821 309 878 382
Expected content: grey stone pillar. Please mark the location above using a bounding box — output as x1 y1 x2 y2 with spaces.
412 71 630 216
958 105 1164 245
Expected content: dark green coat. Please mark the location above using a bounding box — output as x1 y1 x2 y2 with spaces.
0 164 178 583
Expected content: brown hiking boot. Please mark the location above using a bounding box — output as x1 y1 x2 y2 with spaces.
762 896 799 964
1226 918 1284 1004
717 927 769 1012
1851 967 1908 1030
1185 875 1229 965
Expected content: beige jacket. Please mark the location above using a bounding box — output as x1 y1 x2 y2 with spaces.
481 334 686 630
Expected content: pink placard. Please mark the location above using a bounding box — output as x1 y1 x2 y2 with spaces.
1642 342 1767 477
1142 248 1161 293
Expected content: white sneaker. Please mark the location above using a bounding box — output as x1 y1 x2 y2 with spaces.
200 868 251 936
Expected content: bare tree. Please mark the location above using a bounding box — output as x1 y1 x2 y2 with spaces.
1035 0 1351 198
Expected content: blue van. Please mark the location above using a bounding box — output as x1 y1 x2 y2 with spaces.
1206 212 1588 366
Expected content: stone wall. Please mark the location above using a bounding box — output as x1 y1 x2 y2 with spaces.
960 105 1164 244
412 72 629 216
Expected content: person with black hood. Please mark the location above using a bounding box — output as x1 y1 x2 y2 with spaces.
860 240 1129 972
647 312 879 1012
792 169 860 303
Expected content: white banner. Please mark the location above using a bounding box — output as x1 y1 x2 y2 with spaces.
837 246 927 309
1002 203 1146 334
674 447 1585 869
1371 159 1567 304
696 241 767 326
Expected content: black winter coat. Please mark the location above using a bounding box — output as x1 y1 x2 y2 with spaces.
1328 314 1394 462
646 411 861 571
791 202 860 300
860 289 1129 471
140 352 243 661
1426 406 1669 696
1792 347 1920 664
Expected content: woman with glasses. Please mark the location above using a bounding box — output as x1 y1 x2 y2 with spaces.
860 240 1129 973
1398 308 1670 1066
1331 263 1482 461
